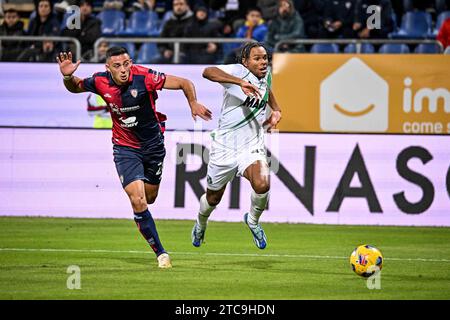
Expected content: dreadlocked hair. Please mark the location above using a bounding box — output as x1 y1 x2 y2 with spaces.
236 41 271 64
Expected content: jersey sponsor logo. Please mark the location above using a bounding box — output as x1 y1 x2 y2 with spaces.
242 96 267 110
104 93 112 98
150 70 162 82
130 89 138 98
120 105 140 112
119 116 138 128
109 103 121 116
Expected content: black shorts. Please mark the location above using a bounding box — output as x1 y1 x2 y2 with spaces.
113 144 166 188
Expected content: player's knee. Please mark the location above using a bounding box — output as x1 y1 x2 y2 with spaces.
130 195 147 211
252 181 270 194
206 193 222 207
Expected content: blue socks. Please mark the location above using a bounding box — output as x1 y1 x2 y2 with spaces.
134 209 166 256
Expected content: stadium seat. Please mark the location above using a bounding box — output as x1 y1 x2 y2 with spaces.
310 43 340 53
343 43 375 54
136 43 160 64
379 43 410 54
97 9 125 35
390 11 432 38
117 10 161 37
110 42 136 60
414 43 443 53
430 11 450 36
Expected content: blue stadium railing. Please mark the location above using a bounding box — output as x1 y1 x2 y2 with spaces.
92 38 445 64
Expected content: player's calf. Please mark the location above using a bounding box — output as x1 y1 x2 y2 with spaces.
145 184 159 204
134 209 167 257
205 192 223 207
192 194 216 247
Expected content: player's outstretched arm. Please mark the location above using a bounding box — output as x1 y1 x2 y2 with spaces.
202 67 261 98
56 51 85 93
163 75 212 121
263 89 282 133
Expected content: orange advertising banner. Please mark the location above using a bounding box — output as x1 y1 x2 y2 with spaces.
272 54 450 134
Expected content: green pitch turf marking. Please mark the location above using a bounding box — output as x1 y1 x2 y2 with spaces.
1 247 450 263
1 217 449 299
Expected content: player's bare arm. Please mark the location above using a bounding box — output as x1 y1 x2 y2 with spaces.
264 89 282 132
163 75 212 121
56 51 85 93
202 67 262 98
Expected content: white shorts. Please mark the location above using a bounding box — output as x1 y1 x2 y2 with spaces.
206 135 268 191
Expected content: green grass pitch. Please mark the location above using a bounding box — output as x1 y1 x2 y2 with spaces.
0 216 449 299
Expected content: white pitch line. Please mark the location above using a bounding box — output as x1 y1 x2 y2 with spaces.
0 247 449 263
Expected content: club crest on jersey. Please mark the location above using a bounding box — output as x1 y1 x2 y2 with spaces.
130 89 138 98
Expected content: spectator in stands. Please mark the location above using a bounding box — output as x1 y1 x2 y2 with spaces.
257 0 279 21
265 0 306 53
61 0 101 61
183 5 220 64
296 0 326 38
0 8 25 61
36 39 58 61
223 7 267 63
17 0 60 61
353 0 393 39
27 0 60 36
323 0 356 38
208 0 257 36
17 39 57 61
437 18 450 51
235 7 268 42
154 0 194 63
91 40 109 62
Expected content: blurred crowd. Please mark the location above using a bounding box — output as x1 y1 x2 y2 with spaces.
0 0 449 63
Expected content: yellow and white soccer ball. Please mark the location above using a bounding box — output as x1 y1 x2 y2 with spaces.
350 245 383 277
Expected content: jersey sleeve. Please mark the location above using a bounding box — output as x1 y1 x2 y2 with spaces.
216 64 248 78
216 64 249 89
81 74 98 93
145 69 166 91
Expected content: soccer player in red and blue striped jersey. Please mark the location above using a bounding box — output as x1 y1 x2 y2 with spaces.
57 47 212 268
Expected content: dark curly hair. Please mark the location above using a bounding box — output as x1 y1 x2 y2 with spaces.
237 41 271 65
